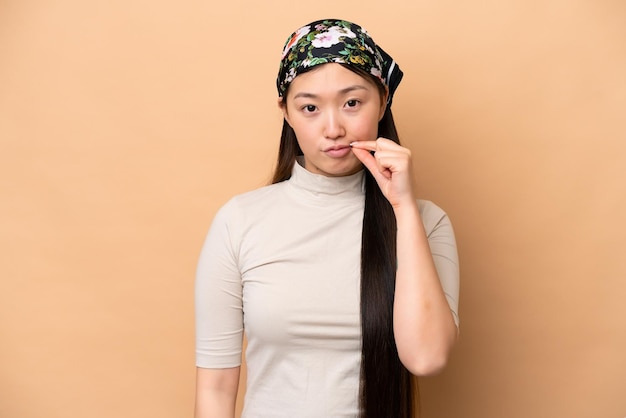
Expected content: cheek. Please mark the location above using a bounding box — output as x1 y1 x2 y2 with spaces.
292 123 316 143
350 114 380 140
291 124 317 151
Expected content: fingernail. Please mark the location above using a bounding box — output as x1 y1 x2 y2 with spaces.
349 142 355 147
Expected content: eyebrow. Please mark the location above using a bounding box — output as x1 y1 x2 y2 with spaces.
292 85 369 100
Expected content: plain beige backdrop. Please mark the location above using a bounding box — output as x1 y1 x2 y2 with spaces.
1 0 625 417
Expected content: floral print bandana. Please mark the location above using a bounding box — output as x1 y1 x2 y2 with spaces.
277 19 403 106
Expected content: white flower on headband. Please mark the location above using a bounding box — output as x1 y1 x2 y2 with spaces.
283 67 297 85
311 26 356 48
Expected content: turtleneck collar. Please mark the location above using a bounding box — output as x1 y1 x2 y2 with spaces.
287 159 365 201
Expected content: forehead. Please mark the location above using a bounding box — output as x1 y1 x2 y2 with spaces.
287 63 377 97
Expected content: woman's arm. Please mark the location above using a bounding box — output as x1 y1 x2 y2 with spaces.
351 138 458 376
195 366 241 418
195 200 245 415
391 202 458 376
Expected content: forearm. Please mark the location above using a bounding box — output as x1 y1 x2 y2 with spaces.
392 201 457 376
195 367 240 418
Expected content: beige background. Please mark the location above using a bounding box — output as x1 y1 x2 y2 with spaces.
1 0 625 417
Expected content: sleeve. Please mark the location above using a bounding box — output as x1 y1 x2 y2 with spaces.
195 199 244 368
418 200 461 329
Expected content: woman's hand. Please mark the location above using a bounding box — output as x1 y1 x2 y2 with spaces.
350 138 416 209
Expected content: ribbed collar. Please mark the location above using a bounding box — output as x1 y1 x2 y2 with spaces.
287 160 365 202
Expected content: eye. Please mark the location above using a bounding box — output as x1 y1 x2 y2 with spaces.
302 104 317 113
345 99 360 108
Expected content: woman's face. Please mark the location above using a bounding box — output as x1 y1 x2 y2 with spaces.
281 63 387 177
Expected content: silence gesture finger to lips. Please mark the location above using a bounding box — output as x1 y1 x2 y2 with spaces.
350 138 416 209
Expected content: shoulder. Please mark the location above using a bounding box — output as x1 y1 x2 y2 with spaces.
211 182 289 230
219 182 286 214
417 199 453 237
203 182 288 252
233 181 286 203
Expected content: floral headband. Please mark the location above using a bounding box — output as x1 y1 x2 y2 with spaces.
277 19 403 106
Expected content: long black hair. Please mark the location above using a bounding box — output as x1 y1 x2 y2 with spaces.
271 66 416 418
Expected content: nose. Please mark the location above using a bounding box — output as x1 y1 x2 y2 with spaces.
323 110 345 140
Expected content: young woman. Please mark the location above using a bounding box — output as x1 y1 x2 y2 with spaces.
195 19 460 418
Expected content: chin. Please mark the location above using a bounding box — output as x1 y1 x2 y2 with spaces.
326 163 363 177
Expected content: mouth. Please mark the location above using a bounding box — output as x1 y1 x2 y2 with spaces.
324 145 352 158
324 144 350 151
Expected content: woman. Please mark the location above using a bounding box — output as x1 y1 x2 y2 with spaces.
195 19 459 418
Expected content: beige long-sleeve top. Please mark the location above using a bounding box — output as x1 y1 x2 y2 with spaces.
195 162 459 417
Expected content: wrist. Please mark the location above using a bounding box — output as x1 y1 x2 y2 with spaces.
392 197 419 218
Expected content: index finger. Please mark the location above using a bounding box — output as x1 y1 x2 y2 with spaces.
349 140 377 152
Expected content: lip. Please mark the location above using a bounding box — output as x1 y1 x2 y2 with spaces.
324 145 352 158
